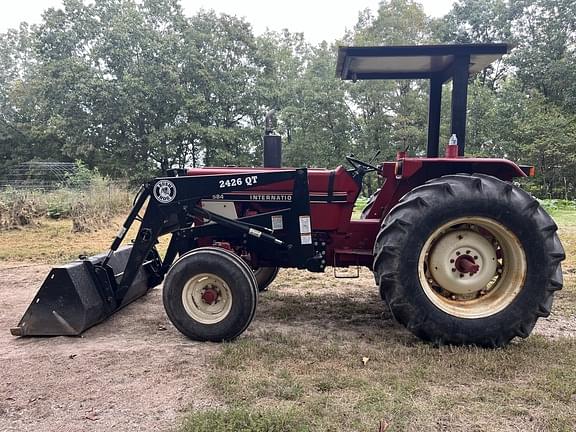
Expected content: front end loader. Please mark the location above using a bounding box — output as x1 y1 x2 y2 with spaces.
12 43 565 347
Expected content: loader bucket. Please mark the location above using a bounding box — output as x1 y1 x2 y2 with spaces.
10 245 161 337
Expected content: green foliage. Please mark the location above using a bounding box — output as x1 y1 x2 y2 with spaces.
65 160 100 189
0 0 575 197
538 199 576 212
434 0 576 197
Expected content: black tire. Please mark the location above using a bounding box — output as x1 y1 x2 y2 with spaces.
360 188 381 219
373 174 565 347
253 267 279 292
163 247 258 342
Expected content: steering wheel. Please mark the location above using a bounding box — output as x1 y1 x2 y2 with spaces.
346 155 379 172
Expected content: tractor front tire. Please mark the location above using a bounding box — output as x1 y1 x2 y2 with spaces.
253 267 279 292
163 247 258 342
373 174 565 347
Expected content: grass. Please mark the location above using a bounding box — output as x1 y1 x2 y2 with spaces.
182 323 576 431
179 407 310 432
0 192 574 431
0 213 171 263
0 216 123 262
179 205 576 432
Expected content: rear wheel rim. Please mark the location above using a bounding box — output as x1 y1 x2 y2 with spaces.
181 273 232 324
418 217 527 319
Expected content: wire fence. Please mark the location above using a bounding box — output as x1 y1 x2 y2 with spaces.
0 161 137 197
0 162 79 190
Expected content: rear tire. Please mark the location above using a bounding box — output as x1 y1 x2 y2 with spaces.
163 247 258 342
373 174 565 347
253 267 279 292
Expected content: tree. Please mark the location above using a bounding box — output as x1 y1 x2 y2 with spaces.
4 0 266 179
343 0 432 190
510 0 576 112
0 0 574 198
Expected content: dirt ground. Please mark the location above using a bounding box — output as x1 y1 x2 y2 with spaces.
0 263 219 432
1 262 575 432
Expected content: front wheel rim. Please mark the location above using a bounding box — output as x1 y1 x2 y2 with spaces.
418 217 527 319
181 273 233 324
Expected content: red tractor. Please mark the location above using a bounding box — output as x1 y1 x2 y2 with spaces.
12 44 565 347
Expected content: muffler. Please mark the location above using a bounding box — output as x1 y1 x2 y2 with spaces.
10 245 162 337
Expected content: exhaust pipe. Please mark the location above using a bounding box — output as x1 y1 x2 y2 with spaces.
263 109 282 168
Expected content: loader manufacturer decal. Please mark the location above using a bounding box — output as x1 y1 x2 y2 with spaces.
153 180 177 203
218 175 259 189
251 194 292 201
205 192 347 203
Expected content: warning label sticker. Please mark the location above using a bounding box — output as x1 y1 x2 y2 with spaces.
299 215 312 245
271 215 283 231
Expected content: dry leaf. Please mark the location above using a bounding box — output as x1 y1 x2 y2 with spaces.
379 419 390 431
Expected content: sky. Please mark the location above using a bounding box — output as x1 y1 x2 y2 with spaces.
0 0 455 43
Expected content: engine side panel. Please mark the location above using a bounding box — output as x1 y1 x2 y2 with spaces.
189 165 360 231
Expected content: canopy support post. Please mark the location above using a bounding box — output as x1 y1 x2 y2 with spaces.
427 74 443 158
450 55 470 156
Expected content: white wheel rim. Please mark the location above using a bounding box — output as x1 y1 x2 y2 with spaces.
418 217 527 319
181 273 232 324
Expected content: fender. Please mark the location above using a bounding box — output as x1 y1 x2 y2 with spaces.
365 157 530 220
398 157 528 181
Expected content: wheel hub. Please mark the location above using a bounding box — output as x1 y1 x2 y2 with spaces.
201 287 218 305
454 254 479 275
428 229 498 295
181 274 232 324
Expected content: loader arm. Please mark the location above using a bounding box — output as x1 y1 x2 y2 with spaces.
10 167 318 337
114 168 316 304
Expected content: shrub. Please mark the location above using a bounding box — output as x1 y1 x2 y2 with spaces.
538 199 576 212
0 164 133 231
70 181 132 233
0 188 44 229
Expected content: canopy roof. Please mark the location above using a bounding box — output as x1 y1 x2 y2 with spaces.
336 44 510 81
